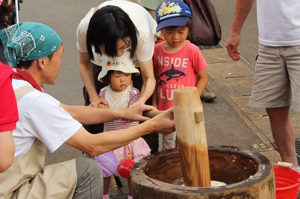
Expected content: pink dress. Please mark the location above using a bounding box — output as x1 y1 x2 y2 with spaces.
99 85 151 163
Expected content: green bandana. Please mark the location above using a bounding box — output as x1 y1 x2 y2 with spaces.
0 22 62 67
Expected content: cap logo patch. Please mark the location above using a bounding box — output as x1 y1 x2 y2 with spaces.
158 2 182 18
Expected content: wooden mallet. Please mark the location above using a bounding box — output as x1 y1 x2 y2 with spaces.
173 87 211 187
143 87 211 187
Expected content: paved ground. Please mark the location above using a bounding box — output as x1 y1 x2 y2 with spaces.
17 0 300 198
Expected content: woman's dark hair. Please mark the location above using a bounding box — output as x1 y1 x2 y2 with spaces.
101 70 114 85
0 0 15 30
86 5 138 60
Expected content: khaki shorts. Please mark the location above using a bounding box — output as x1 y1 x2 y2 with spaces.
249 44 300 112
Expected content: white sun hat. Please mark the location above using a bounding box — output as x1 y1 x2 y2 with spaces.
98 51 140 82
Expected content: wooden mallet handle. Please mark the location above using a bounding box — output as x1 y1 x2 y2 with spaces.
143 110 174 120
173 87 211 187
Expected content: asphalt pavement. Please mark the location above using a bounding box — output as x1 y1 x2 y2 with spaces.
17 0 300 198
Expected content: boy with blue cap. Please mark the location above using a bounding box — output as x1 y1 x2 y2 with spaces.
153 0 209 150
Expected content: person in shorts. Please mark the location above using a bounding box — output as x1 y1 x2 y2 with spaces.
226 0 300 170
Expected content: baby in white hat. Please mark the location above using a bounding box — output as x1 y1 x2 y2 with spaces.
98 51 140 109
97 51 150 199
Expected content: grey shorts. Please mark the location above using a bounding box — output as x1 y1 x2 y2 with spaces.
249 44 300 112
74 156 103 199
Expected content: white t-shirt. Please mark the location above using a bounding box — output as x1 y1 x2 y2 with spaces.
76 0 157 66
257 0 300 46
12 79 82 157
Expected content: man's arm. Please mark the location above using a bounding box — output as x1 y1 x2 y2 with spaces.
60 103 155 125
226 0 255 61
65 108 175 156
77 51 101 107
0 131 15 173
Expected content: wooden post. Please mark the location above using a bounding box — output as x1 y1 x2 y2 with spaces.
173 87 211 187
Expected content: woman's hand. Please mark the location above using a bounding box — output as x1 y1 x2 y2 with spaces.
89 97 108 108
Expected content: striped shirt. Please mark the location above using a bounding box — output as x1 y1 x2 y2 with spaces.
99 85 140 132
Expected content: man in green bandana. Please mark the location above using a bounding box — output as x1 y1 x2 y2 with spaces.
0 22 175 199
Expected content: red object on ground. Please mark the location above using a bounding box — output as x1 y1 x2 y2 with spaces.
274 166 300 199
117 158 135 179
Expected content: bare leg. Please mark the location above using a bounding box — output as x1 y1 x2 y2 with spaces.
127 178 132 196
266 107 298 167
103 177 111 195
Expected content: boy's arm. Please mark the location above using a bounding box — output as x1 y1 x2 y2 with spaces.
196 69 209 96
152 70 158 108
152 87 158 108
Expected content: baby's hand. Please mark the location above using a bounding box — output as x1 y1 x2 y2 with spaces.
97 103 108 109
96 98 108 109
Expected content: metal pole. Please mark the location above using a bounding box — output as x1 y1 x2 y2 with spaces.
15 0 19 23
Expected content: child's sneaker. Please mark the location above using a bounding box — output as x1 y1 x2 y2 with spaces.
201 88 217 102
103 194 110 199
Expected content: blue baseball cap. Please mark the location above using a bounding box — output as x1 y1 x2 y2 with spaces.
156 0 192 32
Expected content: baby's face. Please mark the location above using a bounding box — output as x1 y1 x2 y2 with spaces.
110 71 132 92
